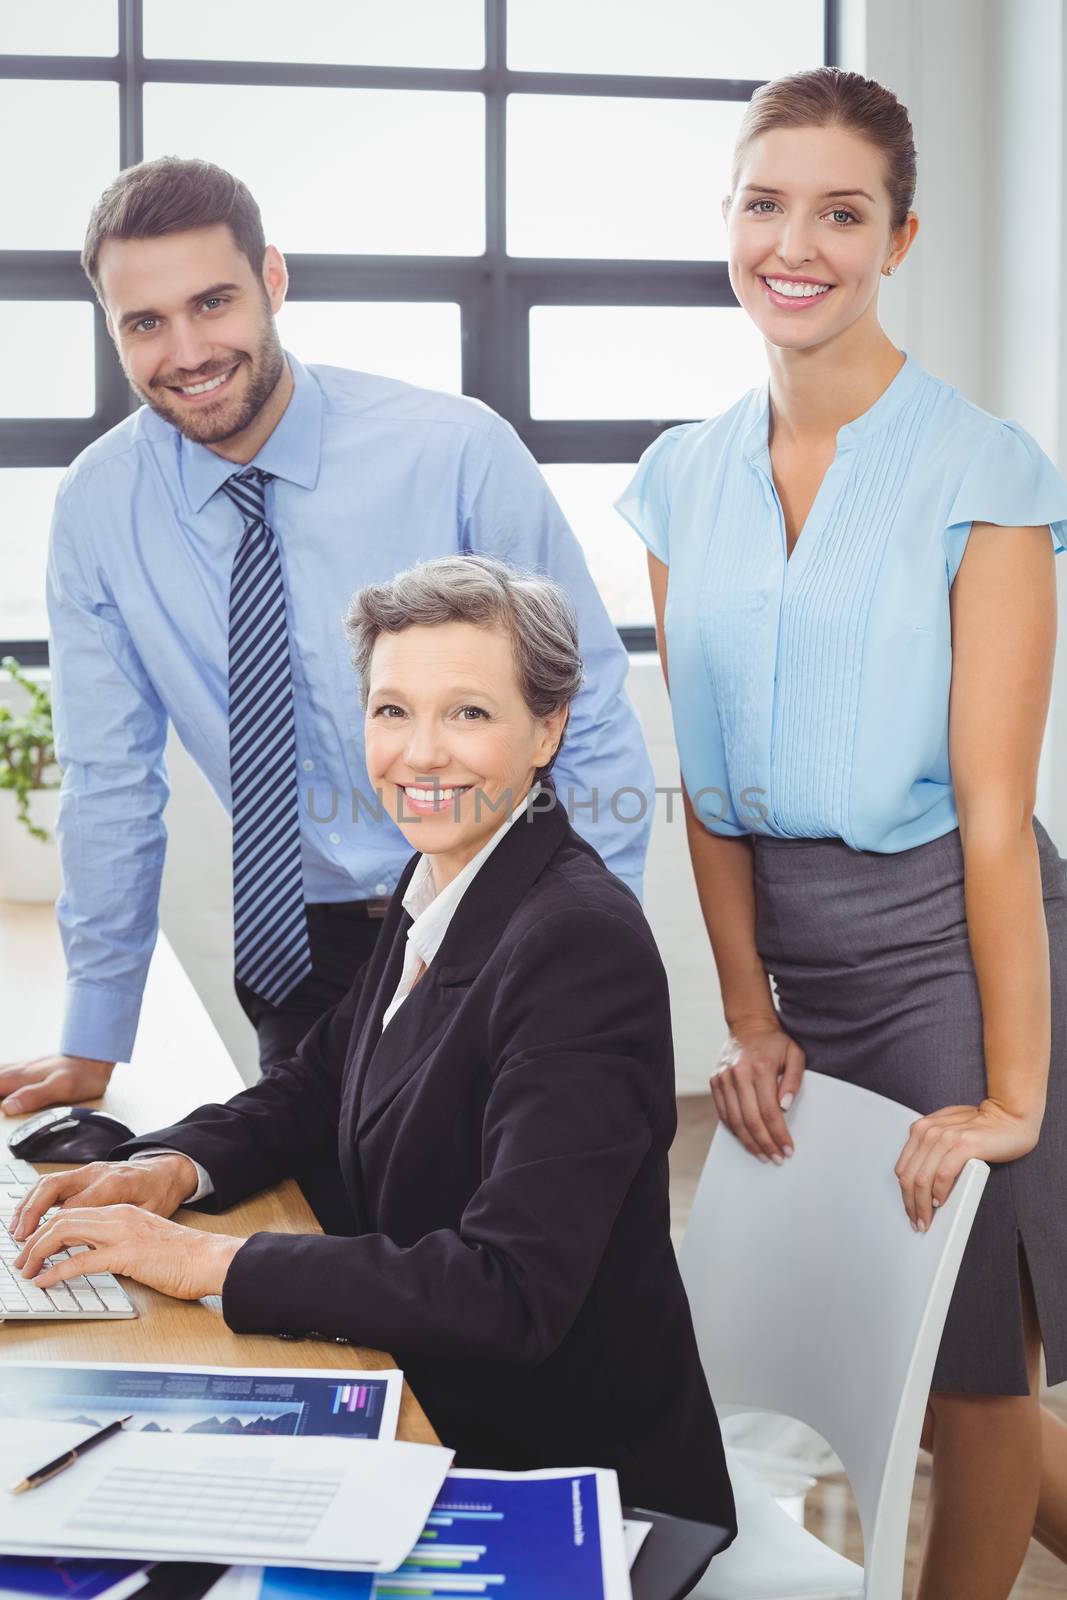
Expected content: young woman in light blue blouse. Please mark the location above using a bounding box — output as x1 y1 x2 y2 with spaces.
618 67 1067 1600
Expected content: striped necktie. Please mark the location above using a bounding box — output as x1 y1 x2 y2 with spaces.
221 466 312 1005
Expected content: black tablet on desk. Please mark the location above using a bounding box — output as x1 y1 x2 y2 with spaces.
625 1505 733 1600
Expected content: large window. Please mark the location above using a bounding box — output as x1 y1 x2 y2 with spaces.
0 0 834 660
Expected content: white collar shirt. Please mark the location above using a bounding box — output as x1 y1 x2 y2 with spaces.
380 784 542 1032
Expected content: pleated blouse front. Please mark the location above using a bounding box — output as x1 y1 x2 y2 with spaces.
616 353 1067 853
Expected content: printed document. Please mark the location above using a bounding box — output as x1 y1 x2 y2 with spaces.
0 1421 452 1572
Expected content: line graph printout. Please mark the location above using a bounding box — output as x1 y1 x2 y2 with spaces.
0 1362 402 1443
0 1363 403 1599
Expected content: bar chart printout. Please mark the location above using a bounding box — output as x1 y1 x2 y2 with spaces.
259 1465 627 1600
330 1383 373 1417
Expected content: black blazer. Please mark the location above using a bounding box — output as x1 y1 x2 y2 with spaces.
120 799 735 1532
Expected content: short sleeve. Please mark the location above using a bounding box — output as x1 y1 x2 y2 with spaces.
614 423 696 566
945 420 1067 582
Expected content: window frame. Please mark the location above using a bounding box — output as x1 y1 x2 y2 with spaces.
0 0 838 662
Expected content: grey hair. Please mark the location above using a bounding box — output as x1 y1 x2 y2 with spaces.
343 554 584 775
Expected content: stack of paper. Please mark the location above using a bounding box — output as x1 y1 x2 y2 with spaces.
0 1423 452 1573
0 1363 410 1600
0 1365 638 1599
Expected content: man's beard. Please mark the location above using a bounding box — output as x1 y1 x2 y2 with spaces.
127 312 286 446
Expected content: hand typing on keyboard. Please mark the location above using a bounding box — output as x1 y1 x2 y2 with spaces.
11 1155 201 1242
15 1203 247 1302
0 1159 134 1321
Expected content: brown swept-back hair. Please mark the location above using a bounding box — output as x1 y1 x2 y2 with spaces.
729 66 917 230
81 156 267 300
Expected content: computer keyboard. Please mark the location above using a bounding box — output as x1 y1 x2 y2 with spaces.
0 1157 136 1321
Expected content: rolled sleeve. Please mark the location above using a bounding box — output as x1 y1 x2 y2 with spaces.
60 982 146 1066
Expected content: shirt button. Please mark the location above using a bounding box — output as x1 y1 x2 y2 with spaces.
302 759 315 772
329 831 341 845
375 882 388 895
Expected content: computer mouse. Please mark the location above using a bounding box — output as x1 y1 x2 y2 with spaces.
7 1106 135 1164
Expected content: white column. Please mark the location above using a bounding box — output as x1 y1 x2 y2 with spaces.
862 0 1067 835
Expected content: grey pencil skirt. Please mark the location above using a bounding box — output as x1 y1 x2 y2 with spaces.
751 815 1067 1395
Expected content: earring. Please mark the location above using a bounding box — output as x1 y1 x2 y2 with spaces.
884 264 897 276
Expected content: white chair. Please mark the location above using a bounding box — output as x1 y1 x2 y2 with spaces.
679 1070 988 1600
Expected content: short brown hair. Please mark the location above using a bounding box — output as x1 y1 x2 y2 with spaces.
729 67 917 230
81 156 267 299
344 555 583 777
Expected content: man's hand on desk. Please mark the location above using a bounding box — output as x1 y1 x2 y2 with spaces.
0 1054 115 1116
13 1204 245 1301
11 1154 200 1241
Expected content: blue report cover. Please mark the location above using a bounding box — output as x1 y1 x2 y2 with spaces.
259 1465 629 1600
0 1557 145 1600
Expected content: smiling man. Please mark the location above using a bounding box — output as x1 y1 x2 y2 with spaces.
0 158 653 1185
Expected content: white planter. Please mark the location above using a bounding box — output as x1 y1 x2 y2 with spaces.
0 788 62 903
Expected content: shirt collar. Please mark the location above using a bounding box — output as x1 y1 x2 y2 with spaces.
400 784 542 970
180 352 323 514
742 350 925 462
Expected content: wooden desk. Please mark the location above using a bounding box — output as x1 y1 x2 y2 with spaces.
0 902 437 1445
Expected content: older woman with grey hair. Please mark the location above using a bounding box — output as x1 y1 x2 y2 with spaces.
13 555 735 1535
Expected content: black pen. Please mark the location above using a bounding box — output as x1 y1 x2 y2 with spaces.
9 1414 134 1495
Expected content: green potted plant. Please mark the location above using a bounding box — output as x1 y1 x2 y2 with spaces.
0 655 62 902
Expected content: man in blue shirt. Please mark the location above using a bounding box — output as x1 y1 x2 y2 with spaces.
0 157 652 1136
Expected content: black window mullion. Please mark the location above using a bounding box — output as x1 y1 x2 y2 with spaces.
519 422 679 464
0 0 837 656
505 68 762 101
111 0 141 425
117 0 143 168
825 0 841 67
461 0 513 419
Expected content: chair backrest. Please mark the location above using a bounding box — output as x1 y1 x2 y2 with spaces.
679 1071 988 1599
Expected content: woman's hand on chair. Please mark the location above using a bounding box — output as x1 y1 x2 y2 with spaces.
894 1099 1044 1232
710 1020 805 1163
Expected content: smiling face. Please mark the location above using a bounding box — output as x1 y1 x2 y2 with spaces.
97 222 287 446
725 123 913 351
363 620 568 887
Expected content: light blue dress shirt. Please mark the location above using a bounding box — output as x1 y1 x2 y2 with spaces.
617 352 1067 853
48 356 653 1063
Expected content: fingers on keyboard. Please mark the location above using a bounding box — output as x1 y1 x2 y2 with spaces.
0 1182 132 1319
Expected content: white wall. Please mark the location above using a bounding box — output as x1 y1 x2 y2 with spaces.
851 0 1067 831
983 0 1067 822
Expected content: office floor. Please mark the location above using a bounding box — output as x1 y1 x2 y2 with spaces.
669 1095 1067 1598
